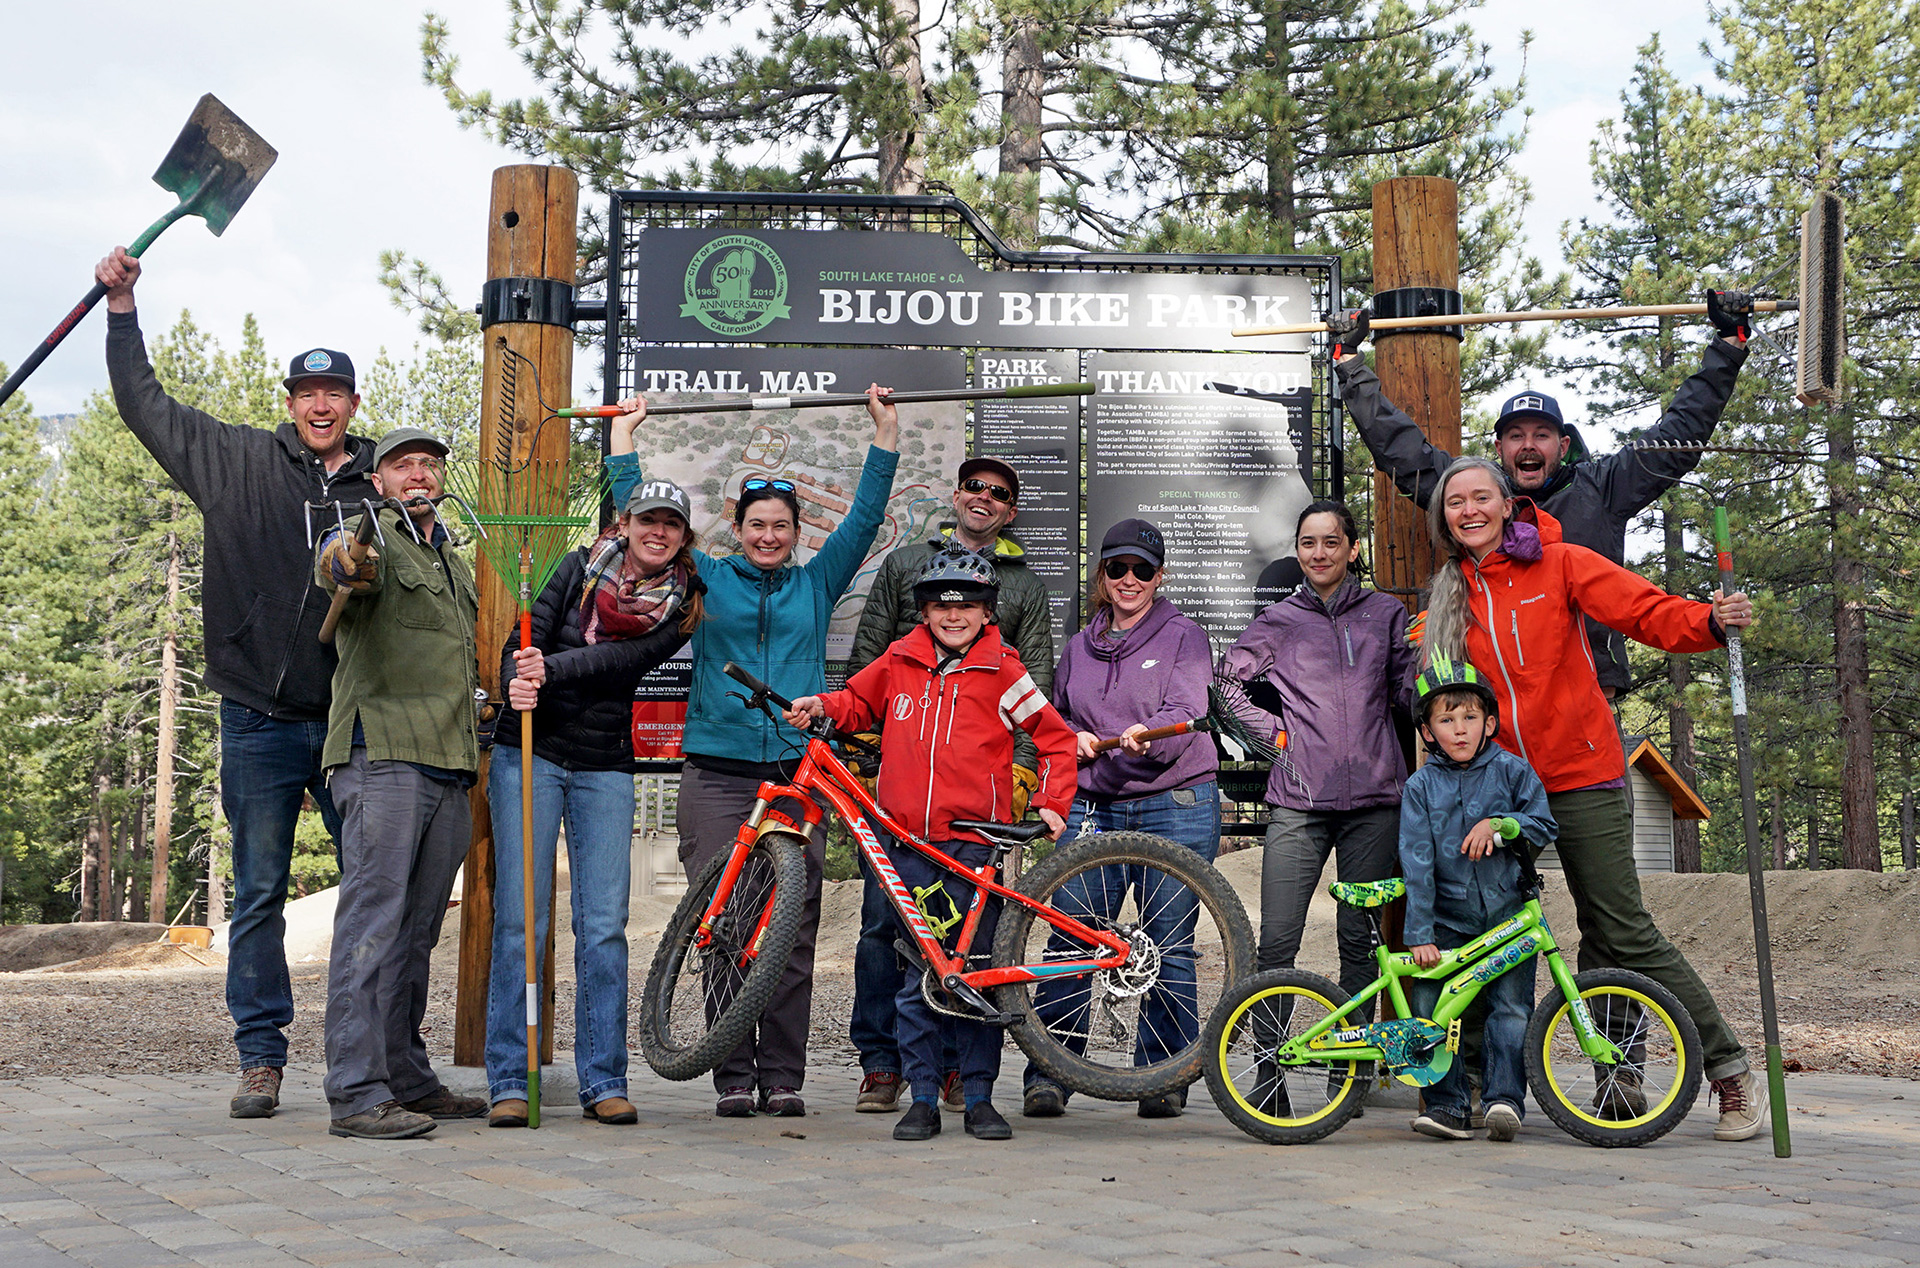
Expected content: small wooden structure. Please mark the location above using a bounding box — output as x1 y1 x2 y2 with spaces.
1538 737 1710 875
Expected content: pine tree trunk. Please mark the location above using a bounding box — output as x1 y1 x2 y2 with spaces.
1663 502 1701 872
1806 813 1820 871
1260 5 1297 251
997 17 1044 244
1771 788 1786 870
150 535 182 923
81 756 111 921
1829 403 1880 870
876 0 926 197
1902 787 1915 872
128 783 150 923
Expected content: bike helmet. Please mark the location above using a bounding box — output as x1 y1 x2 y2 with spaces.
912 546 999 608
1413 652 1498 723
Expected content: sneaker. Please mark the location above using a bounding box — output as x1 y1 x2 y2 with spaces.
940 1070 965 1112
1592 1070 1649 1121
1484 1101 1521 1142
1711 1070 1769 1142
1411 1108 1473 1141
715 1086 756 1118
400 1087 488 1119
1467 1086 1486 1130
894 1100 941 1140
329 1101 437 1140
856 1070 904 1113
1022 1079 1065 1118
964 1101 1013 1140
584 1096 637 1124
230 1066 283 1119
759 1086 806 1117
488 1099 529 1129
1137 1092 1183 1119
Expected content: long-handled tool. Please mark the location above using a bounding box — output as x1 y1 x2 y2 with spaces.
0 94 278 408
317 503 386 645
444 455 606 1127
550 381 1095 418
1088 717 1212 754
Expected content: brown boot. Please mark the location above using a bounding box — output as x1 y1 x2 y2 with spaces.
401 1087 489 1120
230 1067 283 1119
488 1098 530 1129
584 1096 637 1124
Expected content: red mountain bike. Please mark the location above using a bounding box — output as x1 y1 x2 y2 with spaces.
637 663 1254 1100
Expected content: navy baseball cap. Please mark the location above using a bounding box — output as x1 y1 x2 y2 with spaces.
1100 518 1165 569
284 348 356 393
1494 390 1566 435
957 456 1020 501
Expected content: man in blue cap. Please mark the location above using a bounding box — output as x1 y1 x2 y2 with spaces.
1331 291 1753 698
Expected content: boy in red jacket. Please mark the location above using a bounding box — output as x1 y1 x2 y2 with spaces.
786 547 1076 1142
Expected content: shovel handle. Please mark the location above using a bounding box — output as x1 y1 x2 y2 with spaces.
317 516 380 644
1088 717 1211 754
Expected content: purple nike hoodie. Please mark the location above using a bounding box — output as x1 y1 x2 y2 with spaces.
1054 597 1218 800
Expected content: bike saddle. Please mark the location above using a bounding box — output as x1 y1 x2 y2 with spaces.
1329 878 1406 908
949 819 1052 846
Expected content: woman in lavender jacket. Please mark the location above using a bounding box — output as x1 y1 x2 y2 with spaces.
1218 499 1417 1021
1021 518 1220 1122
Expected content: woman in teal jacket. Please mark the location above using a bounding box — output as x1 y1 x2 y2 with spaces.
607 387 900 1118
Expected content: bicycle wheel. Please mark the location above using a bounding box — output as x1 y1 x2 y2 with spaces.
992 830 1253 1100
637 830 809 1082
1525 967 1702 1147
1201 968 1368 1144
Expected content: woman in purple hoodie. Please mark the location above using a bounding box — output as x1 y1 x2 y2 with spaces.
1021 518 1220 1122
1218 499 1418 1021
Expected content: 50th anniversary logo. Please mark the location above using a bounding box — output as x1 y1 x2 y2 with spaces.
680 234 791 336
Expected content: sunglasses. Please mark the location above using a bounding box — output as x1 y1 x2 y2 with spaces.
959 477 1015 505
740 477 797 495
1103 558 1159 582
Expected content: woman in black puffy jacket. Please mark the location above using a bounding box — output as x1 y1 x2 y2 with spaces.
482 478 704 1127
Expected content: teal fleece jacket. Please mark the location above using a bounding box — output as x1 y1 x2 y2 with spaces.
606 447 899 765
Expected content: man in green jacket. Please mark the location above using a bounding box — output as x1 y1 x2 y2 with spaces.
843 455 1056 1113
314 427 487 1139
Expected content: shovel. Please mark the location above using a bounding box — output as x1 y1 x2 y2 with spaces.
0 94 277 408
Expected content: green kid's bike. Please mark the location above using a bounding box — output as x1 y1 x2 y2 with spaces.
1202 819 1702 1147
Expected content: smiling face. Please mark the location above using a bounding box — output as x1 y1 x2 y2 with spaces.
923 599 990 652
371 444 445 524
1496 418 1571 492
1441 466 1514 561
1421 694 1497 763
621 508 688 574
285 378 358 465
736 495 798 570
1103 554 1162 628
1296 511 1360 598
950 477 1017 549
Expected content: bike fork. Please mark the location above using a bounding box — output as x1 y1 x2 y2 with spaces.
1545 950 1624 1063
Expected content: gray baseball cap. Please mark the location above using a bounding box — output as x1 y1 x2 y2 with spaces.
372 426 450 467
624 477 693 522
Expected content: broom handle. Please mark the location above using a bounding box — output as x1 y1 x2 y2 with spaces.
554 381 1095 418
519 580 541 1129
1233 299 1799 339
1088 718 1210 755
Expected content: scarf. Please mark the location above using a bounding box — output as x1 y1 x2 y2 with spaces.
578 532 689 644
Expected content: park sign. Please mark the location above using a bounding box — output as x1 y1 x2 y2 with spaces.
639 227 1313 351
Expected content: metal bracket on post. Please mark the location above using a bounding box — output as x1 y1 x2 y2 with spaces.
1372 286 1464 341
477 276 626 330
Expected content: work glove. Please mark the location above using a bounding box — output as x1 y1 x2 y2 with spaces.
1706 289 1753 344
1010 764 1041 820
1327 307 1372 360
322 538 379 590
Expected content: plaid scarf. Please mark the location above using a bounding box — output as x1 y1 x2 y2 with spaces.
578 531 690 644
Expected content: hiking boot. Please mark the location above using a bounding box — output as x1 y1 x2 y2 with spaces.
400 1087 488 1119
1137 1092 1183 1119
940 1070 965 1112
230 1066 283 1119
329 1101 437 1140
894 1100 941 1140
1484 1101 1522 1142
715 1086 756 1118
1411 1108 1473 1140
856 1071 904 1113
1711 1070 1769 1142
1592 1069 1649 1121
1022 1079 1065 1118
489 1099 529 1128
964 1101 1013 1140
759 1086 806 1117
584 1096 637 1124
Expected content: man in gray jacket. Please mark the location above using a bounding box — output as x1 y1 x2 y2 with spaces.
843 456 1055 1113
1334 292 1753 696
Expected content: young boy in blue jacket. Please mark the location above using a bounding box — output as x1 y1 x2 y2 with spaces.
1400 655 1557 1143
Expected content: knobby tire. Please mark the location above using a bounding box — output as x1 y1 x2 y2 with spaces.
1525 967 1702 1148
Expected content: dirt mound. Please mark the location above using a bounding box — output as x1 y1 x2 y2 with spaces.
29 941 223 974
0 922 171 973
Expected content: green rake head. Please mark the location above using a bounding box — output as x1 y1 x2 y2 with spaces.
445 457 608 607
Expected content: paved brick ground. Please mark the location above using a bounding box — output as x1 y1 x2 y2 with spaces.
1 1065 1915 1266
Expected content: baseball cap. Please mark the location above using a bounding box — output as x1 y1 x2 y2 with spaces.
957 456 1020 501
1494 390 1566 435
1099 518 1165 569
372 426 450 467
284 348 356 393
625 478 693 522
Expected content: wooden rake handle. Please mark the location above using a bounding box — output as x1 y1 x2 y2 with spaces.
1233 300 1799 339
317 514 380 644
1088 717 1212 755
555 382 1095 418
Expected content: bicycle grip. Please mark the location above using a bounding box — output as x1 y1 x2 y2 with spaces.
722 661 796 711
1494 816 1521 840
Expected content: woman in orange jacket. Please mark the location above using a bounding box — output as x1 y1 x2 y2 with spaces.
1420 455 1768 1143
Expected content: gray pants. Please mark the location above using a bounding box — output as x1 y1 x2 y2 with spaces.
1258 806 1399 1020
677 763 825 1093
323 750 470 1117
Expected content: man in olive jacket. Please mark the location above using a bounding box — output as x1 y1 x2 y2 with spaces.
314 427 485 1140
843 456 1055 1112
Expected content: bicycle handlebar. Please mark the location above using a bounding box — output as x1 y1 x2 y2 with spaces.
721 661 881 763
723 661 795 712
1494 816 1521 841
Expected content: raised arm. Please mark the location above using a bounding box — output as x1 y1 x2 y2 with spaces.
1335 354 1454 508
803 390 901 600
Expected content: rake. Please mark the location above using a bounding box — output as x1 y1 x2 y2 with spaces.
444 452 606 1128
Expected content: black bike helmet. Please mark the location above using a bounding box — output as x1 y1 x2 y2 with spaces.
912 546 999 608
1413 652 1499 723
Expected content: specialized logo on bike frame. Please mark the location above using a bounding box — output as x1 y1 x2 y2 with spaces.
681 234 792 336
893 693 914 721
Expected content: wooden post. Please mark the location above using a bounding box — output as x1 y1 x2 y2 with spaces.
454 164 579 1067
1369 177 1461 605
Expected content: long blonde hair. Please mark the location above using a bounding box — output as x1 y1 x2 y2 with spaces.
1421 456 1514 659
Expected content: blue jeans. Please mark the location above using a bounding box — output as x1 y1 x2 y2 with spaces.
484 749 636 1107
891 838 1003 1104
1024 781 1220 1094
220 698 341 1070
1408 923 1534 1120
851 847 959 1076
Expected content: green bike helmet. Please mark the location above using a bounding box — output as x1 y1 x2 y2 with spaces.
1413 652 1499 723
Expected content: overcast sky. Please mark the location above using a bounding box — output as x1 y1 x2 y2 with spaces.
2 1 1717 427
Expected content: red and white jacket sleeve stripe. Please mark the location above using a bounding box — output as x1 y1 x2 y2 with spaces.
999 667 1079 817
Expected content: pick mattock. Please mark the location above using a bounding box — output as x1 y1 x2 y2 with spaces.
444 453 606 1128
